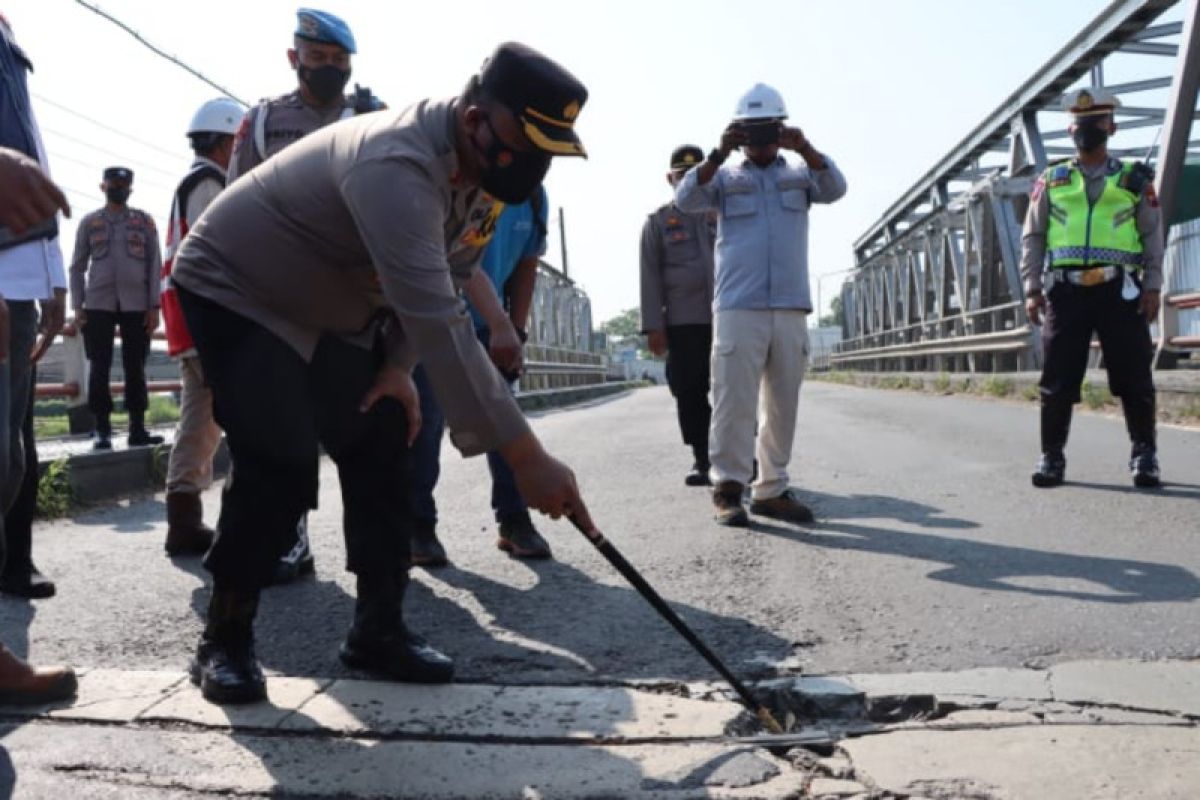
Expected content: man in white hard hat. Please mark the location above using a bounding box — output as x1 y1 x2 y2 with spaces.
160 97 244 556
1021 87 1165 489
676 83 846 527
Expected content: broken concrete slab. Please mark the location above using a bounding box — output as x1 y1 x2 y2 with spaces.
845 667 1051 702
807 777 868 797
843 725 1200 800
138 677 331 730
928 709 1041 728
282 680 746 741
1050 659 1200 717
38 669 188 723
2 719 806 799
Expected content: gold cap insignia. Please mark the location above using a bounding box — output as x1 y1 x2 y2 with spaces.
682 154 697 165
1076 91 1093 110
563 100 580 122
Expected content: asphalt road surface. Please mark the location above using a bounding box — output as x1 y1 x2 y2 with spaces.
5 383 1199 686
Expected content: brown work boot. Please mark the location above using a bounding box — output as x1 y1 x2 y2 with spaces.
0 644 77 705
497 511 552 559
712 481 749 527
749 489 815 524
165 491 215 556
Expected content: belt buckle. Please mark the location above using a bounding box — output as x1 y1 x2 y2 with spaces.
1079 268 1105 287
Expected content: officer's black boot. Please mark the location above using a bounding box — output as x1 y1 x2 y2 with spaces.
1032 402 1072 488
339 571 454 684
1122 396 1161 488
685 443 711 487
127 411 165 447
189 585 266 704
93 416 112 451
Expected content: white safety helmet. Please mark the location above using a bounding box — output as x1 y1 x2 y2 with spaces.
733 83 788 122
187 97 244 136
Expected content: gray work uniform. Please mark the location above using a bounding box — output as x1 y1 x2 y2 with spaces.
173 98 520 456
69 207 161 312
639 202 716 469
1021 157 1164 295
639 203 715 332
227 90 352 182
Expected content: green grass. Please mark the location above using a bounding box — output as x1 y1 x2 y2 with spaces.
1080 379 1114 410
36 458 75 519
32 396 180 440
933 372 952 393
1021 385 1041 402
981 377 1014 398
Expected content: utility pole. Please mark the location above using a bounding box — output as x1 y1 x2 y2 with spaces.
558 207 569 279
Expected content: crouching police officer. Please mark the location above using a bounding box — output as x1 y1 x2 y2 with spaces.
1022 88 1166 489
172 42 593 704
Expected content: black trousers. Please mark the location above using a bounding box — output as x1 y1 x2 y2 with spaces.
82 309 151 420
1039 277 1156 451
665 324 713 465
2 365 38 578
178 288 411 591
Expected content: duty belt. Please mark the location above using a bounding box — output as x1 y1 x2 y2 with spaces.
1058 265 1122 287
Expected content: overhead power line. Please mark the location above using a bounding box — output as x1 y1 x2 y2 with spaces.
71 0 248 107
33 92 184 160
41 126 179 180
47 149 174 193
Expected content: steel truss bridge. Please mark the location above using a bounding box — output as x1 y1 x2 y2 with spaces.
834 0 1200 372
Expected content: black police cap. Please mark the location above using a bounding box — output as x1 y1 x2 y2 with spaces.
477 42 588 158
103 166 133 183
670 145 704 171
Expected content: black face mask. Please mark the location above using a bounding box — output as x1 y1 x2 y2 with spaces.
1072 118 1109 153
473 116 551 204
299 64 351 106
105 187 130 205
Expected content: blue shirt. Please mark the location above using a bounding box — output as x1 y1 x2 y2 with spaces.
675 154 846 312
468 186 549 329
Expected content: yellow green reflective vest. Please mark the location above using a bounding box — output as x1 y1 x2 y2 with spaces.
1045 160 1144 269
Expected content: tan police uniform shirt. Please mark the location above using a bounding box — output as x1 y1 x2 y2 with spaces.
172 98 518 457
226 90 348 182
639 203 715 332
1020 157 1164 295
69 206 162 312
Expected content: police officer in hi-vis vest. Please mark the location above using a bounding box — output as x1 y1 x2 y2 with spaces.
227 7 384 584
1021 88 1166 489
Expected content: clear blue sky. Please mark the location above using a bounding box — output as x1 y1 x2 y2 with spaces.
9 0 1182 322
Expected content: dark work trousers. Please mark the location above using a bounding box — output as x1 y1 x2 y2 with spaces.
0 302 39 576
665 324 713 467
2 364 38 579
82 310 151 424
1038 275 1156 454
177 287 411 590
409 328 526 526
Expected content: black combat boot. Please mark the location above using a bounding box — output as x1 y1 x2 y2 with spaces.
409 518 449 567
94 416 112 451
1033 402 1072 488
339 571 454 684
165 492 215 556
189 585 266 704
1122 397 1161 488
685 444 711 487
128 411 165 447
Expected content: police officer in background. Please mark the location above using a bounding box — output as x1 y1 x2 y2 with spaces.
226 7 383 182
160 98 244 557
228 7 383 583
640 145 715 486
1022 88 1165 489
70 166 164 451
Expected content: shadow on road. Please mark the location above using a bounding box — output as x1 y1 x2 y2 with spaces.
753 489 1200 605
1064 481 1200 500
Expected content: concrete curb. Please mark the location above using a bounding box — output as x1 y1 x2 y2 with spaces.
811 369 1200 424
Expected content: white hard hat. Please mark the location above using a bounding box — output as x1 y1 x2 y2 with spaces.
734 83 788 122
187 97 244 136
